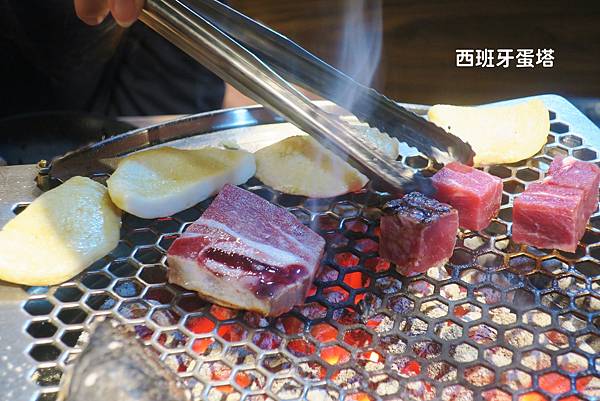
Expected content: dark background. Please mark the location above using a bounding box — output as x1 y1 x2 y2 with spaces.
230 0 600 106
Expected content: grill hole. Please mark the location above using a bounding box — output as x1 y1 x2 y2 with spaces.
81 273 111 289
550 122 569 134
32 367 62 387
108 260 138 277
85 294 116 311
60 330 83 347
26 321 58 338
53 286 83 302
12 202 29 215
114 279 142 298
24 299 54 316
139 265 167 284
29 344 61 362
36 392 58 401
57 307 87 324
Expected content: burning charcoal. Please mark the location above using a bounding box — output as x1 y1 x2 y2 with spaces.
546 155 600 217
432 162 502 231
63 320 190 401
167 184 325 316
380 192 458 276
512 182 587 253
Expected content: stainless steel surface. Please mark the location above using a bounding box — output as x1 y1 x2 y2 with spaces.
0 164 42 229
1 95 600 401
179 0 474 166
137 0 430 194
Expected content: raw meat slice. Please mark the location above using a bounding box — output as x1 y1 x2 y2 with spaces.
167 184 325 316
545 155 600 218
512 182 586 252
380 192 459 276
431 162 503 231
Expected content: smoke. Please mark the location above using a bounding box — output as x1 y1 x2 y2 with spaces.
332 0 383 108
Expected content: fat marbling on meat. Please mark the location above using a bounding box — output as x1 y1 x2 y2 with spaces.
380 192 459 276
167 184 325 316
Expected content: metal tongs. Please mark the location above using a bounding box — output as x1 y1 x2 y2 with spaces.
48 0 474 194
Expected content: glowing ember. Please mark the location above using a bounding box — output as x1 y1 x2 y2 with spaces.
218 323 247 342
276 316 304 335
343 271 369 290
343 328 373 347
320 345 350 365
192 338 215 355
539 373 571 394
310 323 338 342
334 252 360 267
185 316 215 334
287 339 315 357
518 392 547 401
210 305 237 320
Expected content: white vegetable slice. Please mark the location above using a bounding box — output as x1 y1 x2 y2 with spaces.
254 135 368 198
0 176 121 286
428 99 550 166
107 147 256 218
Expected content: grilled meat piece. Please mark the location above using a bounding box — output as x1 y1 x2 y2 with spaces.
432 162 503 231
167 184 325 316
64 320 190 401
380 192 458 276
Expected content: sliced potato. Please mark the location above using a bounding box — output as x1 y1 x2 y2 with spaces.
0 176 121 286
255 135 368 198
428 99 549 166
107 147 255 218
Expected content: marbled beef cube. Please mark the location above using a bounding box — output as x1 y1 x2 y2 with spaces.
546 155 600 218
380 192 459 276
432 162 503 231
512 182 586 253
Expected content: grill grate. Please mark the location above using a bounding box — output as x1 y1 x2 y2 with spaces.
19 99 600 401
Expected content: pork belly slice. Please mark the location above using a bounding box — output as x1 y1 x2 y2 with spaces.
167 184 325 317
380 192 459 276
431 162 503 231
546 155 600 218
512 182 586 253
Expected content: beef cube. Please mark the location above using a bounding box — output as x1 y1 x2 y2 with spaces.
380 192 459 276
167 185 325 316
431 162 503 231
512 182 586 253
546 155 600 218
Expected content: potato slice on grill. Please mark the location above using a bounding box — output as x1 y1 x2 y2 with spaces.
428 99 549 166
107 147 256 218
254 135 368 198
0 176 121 286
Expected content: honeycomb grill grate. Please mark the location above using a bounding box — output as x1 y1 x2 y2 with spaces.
21 111 600 401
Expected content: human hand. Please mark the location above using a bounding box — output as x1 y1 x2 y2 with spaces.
75 0 145 28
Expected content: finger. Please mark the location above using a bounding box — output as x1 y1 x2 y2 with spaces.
109 0 145 28
74 0 110 25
